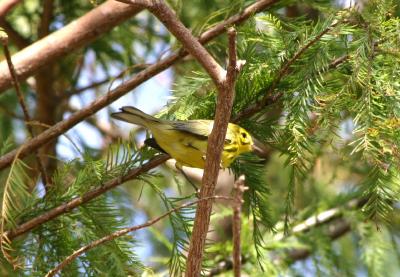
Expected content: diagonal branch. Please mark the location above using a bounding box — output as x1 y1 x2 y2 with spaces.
3 154 170 241
144 0 226 88
45 195 233 277
0 0 279 171
0 0 144 92
0 32 50 186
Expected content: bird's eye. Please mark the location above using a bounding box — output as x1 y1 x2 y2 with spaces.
241 132 247 138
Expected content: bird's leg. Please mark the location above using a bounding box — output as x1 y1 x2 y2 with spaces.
175 162 200 197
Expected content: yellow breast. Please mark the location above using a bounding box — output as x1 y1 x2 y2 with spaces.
148 123 241 169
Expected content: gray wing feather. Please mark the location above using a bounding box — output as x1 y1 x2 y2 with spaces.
170 120 212 140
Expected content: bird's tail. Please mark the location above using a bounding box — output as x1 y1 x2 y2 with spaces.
111 106 161 127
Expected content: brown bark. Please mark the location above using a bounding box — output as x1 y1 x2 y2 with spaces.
45 195 232 277
0 0 21 18
146 0 225 88
0 0 279 171
186 27 238 276
0 0 144 92
4 154 170 241
34 0 59 185
0 19 30 49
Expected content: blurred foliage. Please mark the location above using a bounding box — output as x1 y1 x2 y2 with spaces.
0 0 399 276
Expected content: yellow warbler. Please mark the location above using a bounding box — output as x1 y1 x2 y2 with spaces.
111 106 256 169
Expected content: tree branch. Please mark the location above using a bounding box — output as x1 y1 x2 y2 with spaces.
144 0 226 88
38 0 54 38
45 195 233 277
0 19 30 49
0 32 49 186
0 0 144 92
232 175 247 277
285 218 351 262
63 63 149 98
186 27 239 276
0 0 21 18
207 197 367 275
232 19 341 122
0 0 278 171
3 154 170 241
274 197 366 241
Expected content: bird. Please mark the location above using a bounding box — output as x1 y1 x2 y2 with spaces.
111 106 259 169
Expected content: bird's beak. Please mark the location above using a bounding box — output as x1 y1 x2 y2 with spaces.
251 138 270 159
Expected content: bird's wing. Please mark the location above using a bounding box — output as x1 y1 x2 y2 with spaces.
170 120 212 140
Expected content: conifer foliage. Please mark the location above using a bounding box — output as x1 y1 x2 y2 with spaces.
0 0 399 276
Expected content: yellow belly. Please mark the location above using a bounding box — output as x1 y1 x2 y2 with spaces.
150 126 235 169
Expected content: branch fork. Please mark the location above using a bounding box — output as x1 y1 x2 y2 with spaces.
119 2 243 274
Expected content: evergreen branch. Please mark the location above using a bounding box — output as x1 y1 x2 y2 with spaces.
2 154 170 241
232 175 247 277
285 218 351 261
233 19 341 122
0 0 279 171
0 31 50 187
0 156 20 268
208 197 368 275
232 51 351 124
45 195 233 277
186 27 239 276
274 197 367 241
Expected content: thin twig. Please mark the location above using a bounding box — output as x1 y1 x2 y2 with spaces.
0 0 278 171
0 32 50 186
67 104 122 141
63 64 149 99
186 27 239 276
232 175 247 277
3 154 170 241
45 195 233 277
